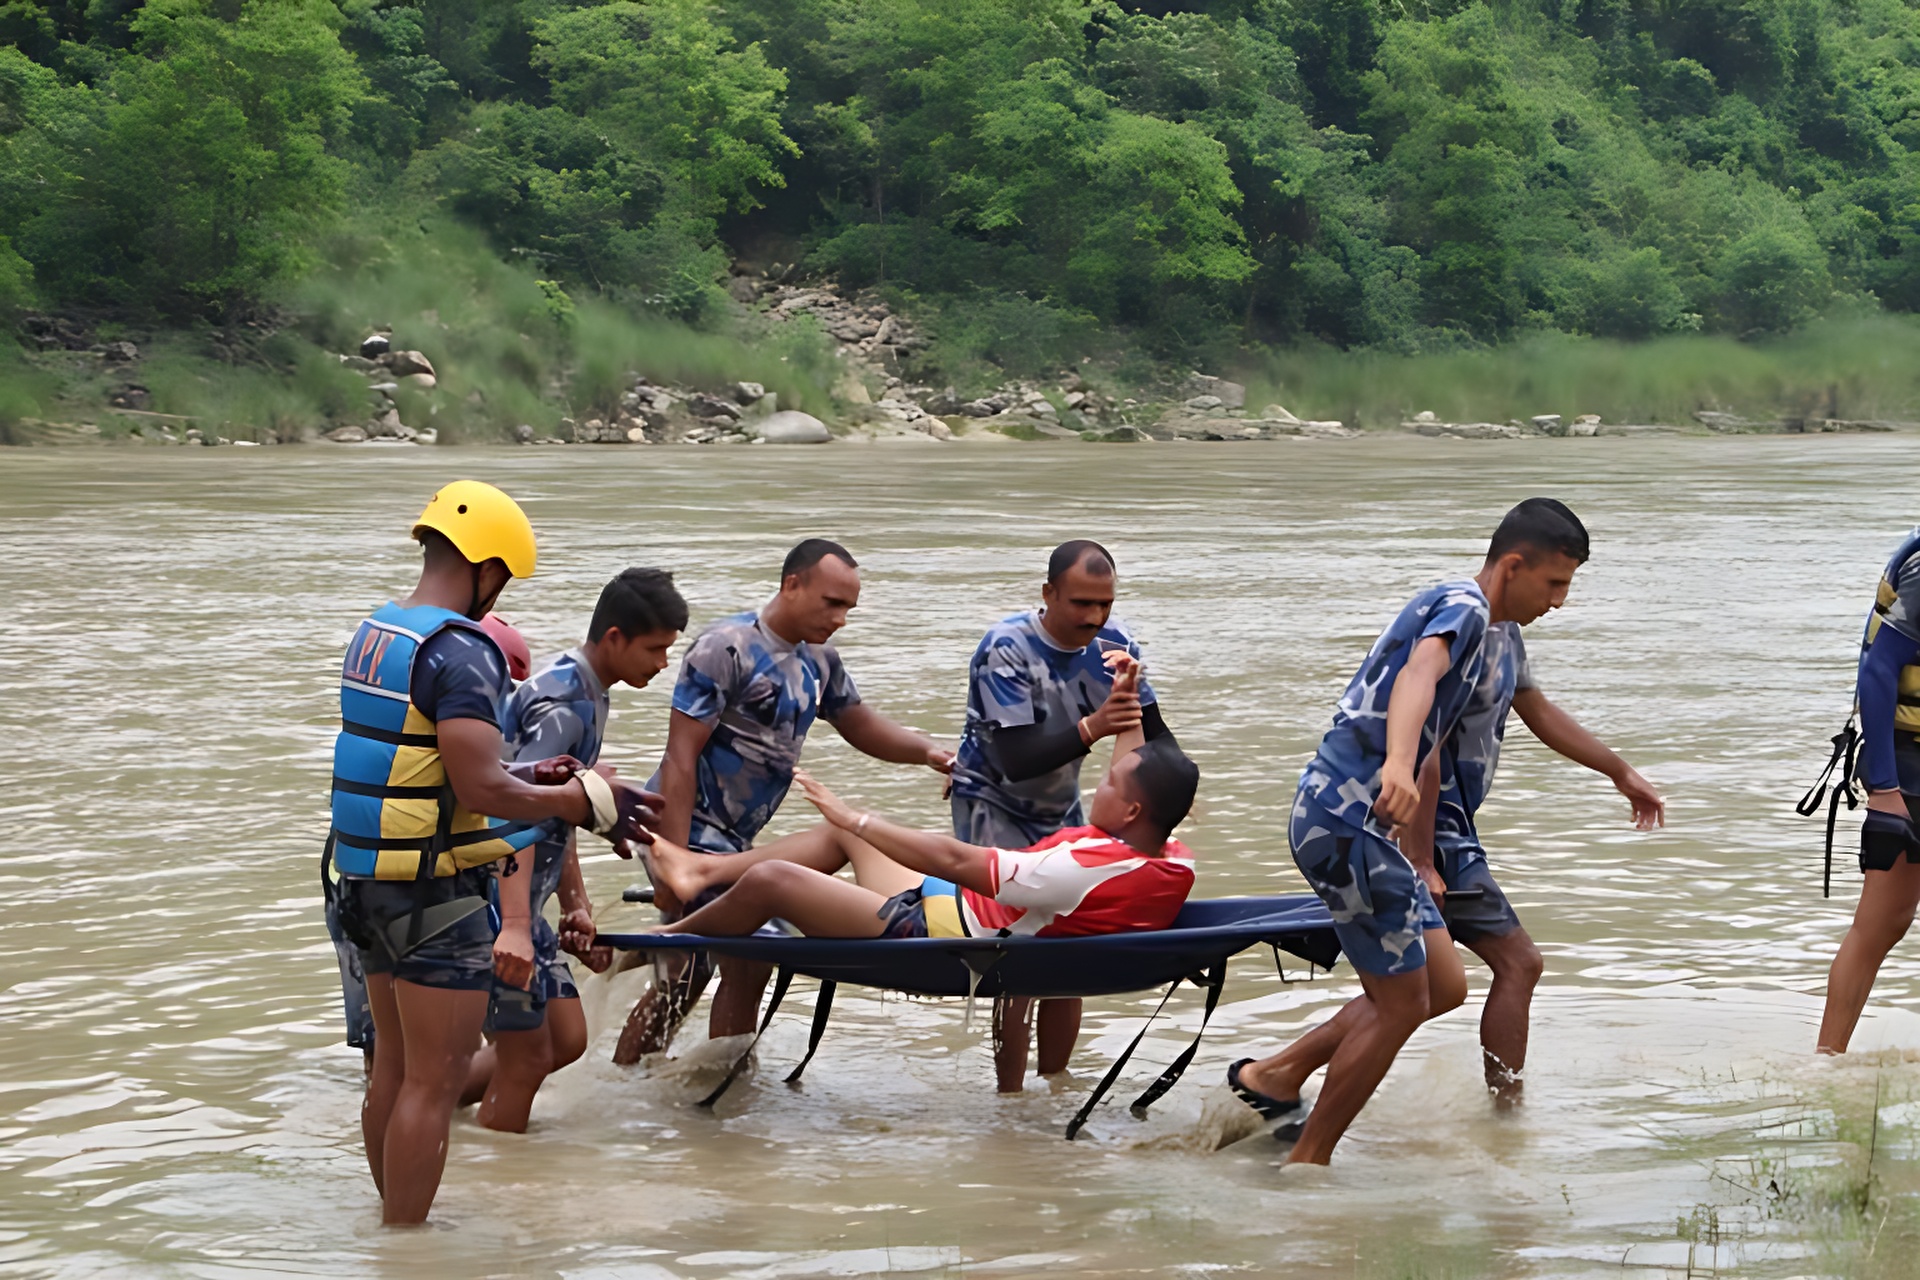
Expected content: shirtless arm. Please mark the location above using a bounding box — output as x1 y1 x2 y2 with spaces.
828 703 954 773
1512 688 1663 829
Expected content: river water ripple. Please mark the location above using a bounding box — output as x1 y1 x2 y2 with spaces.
2 438 1918 1277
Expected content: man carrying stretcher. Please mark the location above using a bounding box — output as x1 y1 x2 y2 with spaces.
640 657 1201 945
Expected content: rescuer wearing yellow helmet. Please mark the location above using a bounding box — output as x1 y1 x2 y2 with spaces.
326 480 661 1225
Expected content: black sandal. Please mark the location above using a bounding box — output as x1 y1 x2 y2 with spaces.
1226 1058 1308 1142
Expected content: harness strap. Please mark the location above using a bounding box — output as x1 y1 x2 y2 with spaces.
377 894 489 967
1065 980 1179 1141
409 783 460 950
1127 957 1229 1119
319 830 339 909
341 719 439 748
783 980 838 1085
700 965 794 1109
1798 717 1860 899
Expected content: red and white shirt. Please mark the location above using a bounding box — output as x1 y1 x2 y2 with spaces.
960 826 1196 937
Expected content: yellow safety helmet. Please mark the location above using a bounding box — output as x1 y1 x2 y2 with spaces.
412 480 537 578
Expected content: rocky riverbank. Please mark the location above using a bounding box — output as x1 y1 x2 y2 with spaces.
5 281 1916 447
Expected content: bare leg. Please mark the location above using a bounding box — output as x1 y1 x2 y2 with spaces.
1242 926 1467 1105
993 997 1033 1092
1462 928 1543 1102
1819 860 1920 1052
666 860 895 940
459 1040 494 1107
477 1025 553 1134
362 974 404 1197
477 998 584 1132
1286 964 1433 1166
379 981 489 1224
546 997 588 1072
1035 999 1082 1076
710 958 774 1039
644 827 865 909
614 956 710 1064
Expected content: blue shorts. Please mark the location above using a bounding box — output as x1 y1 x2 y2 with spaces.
1291 796 1443 976
1437 846 1523 943
341 868 499 992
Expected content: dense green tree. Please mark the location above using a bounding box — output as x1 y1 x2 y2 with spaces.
5 0 1920 353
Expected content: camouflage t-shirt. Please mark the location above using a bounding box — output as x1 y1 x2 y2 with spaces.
951 610 1155 828
1298 580 1491 830
664 610 861 851
500 647 608 906
1434 621 1535 863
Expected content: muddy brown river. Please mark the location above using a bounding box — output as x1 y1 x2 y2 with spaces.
2 438 1918 1278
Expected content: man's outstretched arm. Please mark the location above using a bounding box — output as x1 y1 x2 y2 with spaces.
1511 687 1663 829
794 770 993 893
828 703 954 773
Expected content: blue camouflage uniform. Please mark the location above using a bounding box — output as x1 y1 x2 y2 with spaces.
496 648 610 1015
1293 580 1491 975
654 610 860 853
1432 621 1533 941
951 611 1154 847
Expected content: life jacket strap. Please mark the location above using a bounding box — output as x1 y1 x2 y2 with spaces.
330 775 446 801
332 826 533 852
341 718 439 748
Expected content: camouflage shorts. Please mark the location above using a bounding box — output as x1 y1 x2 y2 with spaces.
1290 794 1443 977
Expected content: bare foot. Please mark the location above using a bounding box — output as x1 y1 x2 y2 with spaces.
644 837 712 910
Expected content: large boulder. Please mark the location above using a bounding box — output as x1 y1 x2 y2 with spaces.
688 392 742 421
753 410 832 444
385 349 435 378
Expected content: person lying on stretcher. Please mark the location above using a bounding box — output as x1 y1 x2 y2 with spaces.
643 660 1201 943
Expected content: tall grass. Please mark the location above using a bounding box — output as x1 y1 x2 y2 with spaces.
1242 314 1920 428
289 219 840 441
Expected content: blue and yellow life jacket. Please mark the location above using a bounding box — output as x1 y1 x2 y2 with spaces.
330 602 540 880
1862 529 1920 735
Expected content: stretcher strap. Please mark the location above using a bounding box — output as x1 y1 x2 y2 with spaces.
699 966 793 1109
1065 981 1179 1141
783 980 838 1085
1127 957 1229 1119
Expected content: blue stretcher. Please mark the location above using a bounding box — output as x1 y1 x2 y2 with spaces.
599 894 1342 1139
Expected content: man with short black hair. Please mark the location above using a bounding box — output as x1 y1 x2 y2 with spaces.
952 540 1180 1090
614 539 954 1058
1225 498 1660 1162
478 567 690 1132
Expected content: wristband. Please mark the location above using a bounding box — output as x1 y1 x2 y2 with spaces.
856 812 873 836
575 768 620 836
1078 716 1093 746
